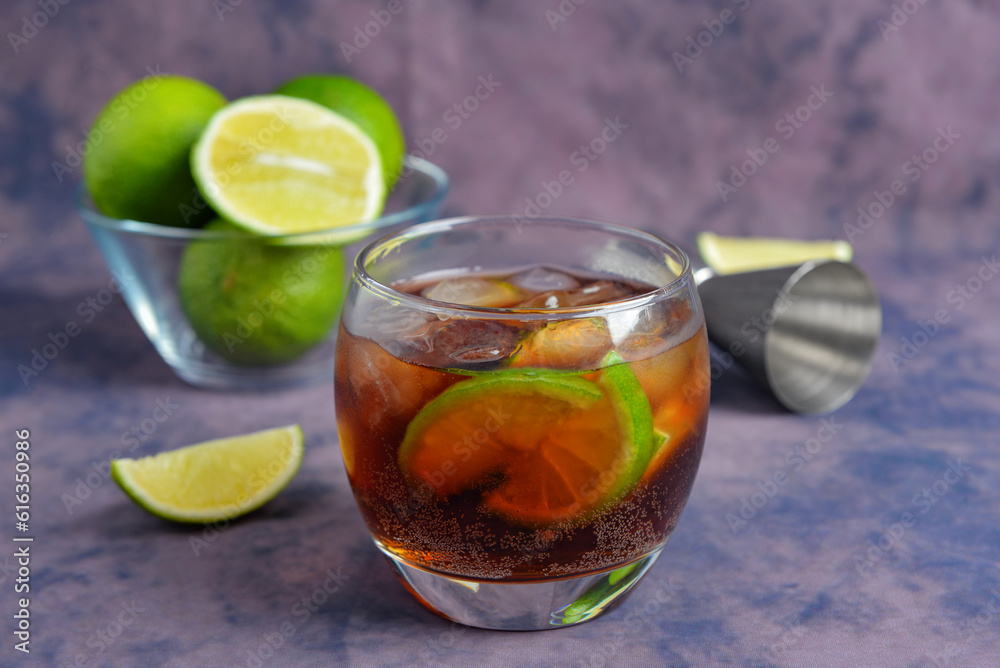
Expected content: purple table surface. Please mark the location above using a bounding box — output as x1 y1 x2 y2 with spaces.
2 1 999 666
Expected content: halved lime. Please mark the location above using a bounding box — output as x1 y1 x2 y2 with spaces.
191 95 385 236
111 425 303 523
273 74 406 189
697 232 853 274
398 363 655 527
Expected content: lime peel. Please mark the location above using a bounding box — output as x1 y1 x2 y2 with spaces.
561 560 647 624
599 351 656 485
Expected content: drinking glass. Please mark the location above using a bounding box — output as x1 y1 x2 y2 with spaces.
335 216 709 629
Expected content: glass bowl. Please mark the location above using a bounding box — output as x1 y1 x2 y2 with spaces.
77 156 449 391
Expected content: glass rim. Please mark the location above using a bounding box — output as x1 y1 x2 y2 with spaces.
354 215 694 321
75 155 449 242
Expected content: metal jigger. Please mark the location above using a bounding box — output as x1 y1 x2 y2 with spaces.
696 260 882 414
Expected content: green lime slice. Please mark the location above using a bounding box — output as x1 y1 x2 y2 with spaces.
398 363 655 527
111 425 304 523
560 561 646 625
600 351 656 485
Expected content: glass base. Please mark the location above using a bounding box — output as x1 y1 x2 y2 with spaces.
377 543 663 631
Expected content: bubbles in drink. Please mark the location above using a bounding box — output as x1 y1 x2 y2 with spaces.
335 264 709 581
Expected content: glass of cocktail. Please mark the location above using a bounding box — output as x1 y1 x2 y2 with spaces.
334 216 709 630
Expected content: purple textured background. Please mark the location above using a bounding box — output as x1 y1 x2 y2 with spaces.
2 1 999 666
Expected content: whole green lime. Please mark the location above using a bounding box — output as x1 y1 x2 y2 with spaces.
177 219 346 365
83 75 226 228
273 74 405 188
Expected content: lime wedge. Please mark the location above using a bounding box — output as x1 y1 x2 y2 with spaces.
191 95 385 236
398 364 655 527
697 232 853 274
111 425 303 523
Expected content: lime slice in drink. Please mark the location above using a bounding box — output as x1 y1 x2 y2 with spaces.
110 425 304 523
560 561 646 624
273 74 406 189
697 232 853 274
398 362 655 527
83 75 227 228
599 352 656 481
191 95 385 237
177 219 345 366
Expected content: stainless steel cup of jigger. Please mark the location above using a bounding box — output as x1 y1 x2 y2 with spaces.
695 260 882 414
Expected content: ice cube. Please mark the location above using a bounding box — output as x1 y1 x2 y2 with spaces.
616 299 695 361
617 333 671 362
519 291 567 309
422 277 526 308
509 318 611 369
360 304 438 359
339 336 450 428
509 267 581 293
518 280 633 309
424 319 522 368
364 305 434 339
